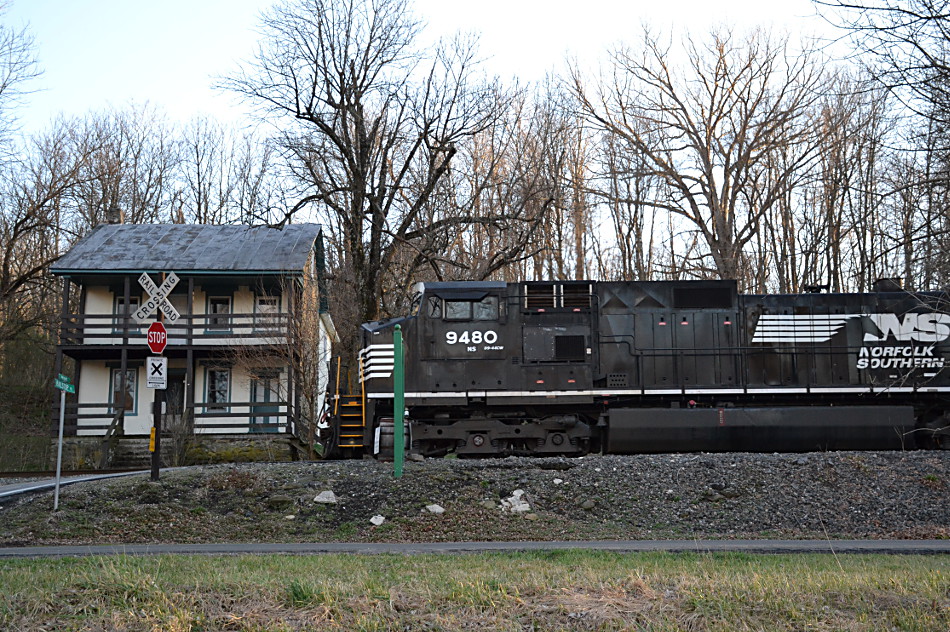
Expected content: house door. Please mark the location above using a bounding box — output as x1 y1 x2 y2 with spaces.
251 374 281 433
163 370 187 434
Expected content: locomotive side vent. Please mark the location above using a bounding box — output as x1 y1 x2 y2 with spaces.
561 283 592 309
607 373 628 387
555 335 587 361
525 283 556 309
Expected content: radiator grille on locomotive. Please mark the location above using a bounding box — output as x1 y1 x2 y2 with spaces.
555 335 587 361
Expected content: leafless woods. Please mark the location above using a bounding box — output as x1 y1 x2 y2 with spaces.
2 0 950 372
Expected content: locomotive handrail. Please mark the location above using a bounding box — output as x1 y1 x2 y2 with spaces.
359 354 367 438
333 356 342 416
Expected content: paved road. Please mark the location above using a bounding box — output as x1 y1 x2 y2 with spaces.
1 539 949 558
0 470 149 500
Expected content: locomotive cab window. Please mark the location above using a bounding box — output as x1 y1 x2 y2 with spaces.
444 296 499 321
445 300 471 320
473 296 499 321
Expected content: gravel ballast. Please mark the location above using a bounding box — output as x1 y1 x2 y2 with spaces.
0 451 947 545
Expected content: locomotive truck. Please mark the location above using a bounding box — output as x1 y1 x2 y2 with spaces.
325 279 950 457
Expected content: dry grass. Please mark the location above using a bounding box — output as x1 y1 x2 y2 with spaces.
1 551 948 631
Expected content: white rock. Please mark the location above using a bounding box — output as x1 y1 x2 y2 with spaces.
284 514 296 520
370 515 386 526
500 489 531 513
314 490 338 504
553 478 564 485
425 504 445 514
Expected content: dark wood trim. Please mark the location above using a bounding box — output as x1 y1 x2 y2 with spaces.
118 275 130 433
186 276 195 434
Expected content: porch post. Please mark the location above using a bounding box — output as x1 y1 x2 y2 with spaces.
118 275 130 430
185 276 195 434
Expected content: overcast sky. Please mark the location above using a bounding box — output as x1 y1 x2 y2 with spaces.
6 0 835 135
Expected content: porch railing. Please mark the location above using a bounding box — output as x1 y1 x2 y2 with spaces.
59 312 291 346
53 400 294 435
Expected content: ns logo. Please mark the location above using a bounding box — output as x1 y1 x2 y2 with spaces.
863 313 950 343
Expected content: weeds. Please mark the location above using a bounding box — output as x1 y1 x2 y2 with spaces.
922 473 945 490
0 552 948 631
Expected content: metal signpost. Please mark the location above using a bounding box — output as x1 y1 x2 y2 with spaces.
393 325 405 478
53 373 75 511
138 272 175 481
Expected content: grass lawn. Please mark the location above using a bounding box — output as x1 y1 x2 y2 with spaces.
1 551 948 630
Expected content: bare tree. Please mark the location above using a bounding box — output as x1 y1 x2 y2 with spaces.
224 0 513 337
65 105 180 230
418 83 575 286
0 7 88 361
0 121 97 350
525 81 593 281
573 28 826 287
817 1 950 289
0 1 40 148
176 116 279 225
590 120 665 281
817 0 950 124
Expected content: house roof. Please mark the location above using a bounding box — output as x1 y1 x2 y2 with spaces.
51 223 323 276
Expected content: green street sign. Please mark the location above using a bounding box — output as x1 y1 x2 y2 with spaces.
54 379 75 394
57 373 72 383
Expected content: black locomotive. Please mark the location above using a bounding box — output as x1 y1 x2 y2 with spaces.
328 279 950 457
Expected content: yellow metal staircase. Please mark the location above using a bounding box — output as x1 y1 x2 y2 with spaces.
336 395 365 449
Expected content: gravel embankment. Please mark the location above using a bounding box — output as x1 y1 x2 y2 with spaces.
0 451 947 545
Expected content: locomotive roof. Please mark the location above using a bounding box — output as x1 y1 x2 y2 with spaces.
415 281 507 300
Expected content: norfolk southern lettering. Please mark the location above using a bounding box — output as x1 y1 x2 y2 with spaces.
857 345 944 370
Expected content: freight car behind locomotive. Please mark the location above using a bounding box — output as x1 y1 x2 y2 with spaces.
333 279 950 457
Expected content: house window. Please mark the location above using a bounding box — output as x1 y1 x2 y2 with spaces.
206 368 230 411
207 296 231 332
113 296 140 332
110 368 137 414
254 295 280 331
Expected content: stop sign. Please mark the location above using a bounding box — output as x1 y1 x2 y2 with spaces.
147 321 167 354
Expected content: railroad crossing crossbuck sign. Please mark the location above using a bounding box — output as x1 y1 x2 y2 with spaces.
134 271 180 323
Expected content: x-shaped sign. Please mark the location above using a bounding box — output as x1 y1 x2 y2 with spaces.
146 356 168 390
134 271 181 323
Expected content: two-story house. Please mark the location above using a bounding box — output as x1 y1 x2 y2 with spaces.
50 223 337 466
